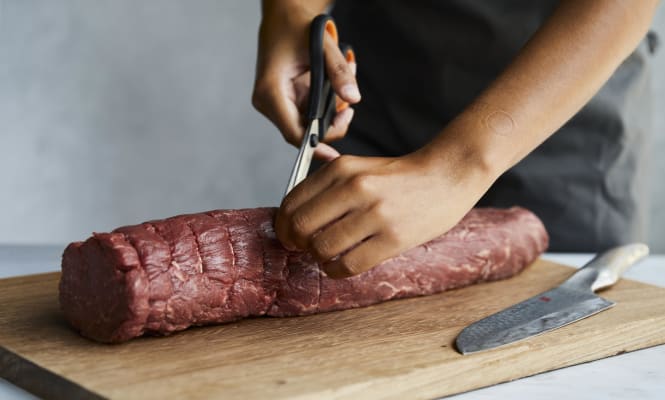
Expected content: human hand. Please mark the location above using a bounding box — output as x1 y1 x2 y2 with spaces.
275 147 495 278
252 8 361 161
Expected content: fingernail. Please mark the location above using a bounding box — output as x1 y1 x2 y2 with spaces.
340 84 361 102
282 242 297 252
350 62 357 76
316 143 340 159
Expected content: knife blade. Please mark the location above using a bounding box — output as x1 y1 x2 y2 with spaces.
455 243 649 355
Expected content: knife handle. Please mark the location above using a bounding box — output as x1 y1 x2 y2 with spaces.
563 243 649 292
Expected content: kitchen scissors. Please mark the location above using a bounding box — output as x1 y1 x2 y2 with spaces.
283 14 355 197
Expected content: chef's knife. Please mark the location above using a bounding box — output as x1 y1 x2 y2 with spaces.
455 243 649 355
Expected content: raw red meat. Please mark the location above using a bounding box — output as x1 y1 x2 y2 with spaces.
59 207 548 343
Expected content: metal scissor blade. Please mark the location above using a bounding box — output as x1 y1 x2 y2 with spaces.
284 119 319 197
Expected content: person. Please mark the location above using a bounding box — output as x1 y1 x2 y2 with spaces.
252 0 660 278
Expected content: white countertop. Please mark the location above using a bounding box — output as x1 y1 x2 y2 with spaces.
0 245 663 400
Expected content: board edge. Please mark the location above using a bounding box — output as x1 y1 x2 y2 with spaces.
0 345 106 400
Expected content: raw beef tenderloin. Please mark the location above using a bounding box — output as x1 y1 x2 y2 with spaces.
59 207 548 343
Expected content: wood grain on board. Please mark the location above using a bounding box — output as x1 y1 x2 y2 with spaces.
1 259 664 400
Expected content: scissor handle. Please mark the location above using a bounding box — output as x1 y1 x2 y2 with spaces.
307 15 355 143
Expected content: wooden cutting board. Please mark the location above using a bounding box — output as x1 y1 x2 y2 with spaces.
1 259 665 400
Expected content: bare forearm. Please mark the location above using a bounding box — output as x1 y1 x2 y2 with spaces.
256 0 334 83
423 0 659 180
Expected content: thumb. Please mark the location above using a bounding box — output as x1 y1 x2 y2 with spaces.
313 142 340 162
252 76 304 147
323 33 361 104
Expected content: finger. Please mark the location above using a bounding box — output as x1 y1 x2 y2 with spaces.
322 234 397 279
276 155 360 249
253 77 304 147
281 154 359 218
335 59 357 113
313 142 340 161
335 55 357 113
309 209 379 263
323 107 354 143
292 71 310 115
275 169 335 250
286 180 364 249
323 34 361 104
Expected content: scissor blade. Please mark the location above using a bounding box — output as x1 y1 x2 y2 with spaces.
284 120 319 197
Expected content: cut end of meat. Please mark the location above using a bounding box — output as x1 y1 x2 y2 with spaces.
59 233 150 343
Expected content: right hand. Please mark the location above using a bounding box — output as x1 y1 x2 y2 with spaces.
252 8 361 160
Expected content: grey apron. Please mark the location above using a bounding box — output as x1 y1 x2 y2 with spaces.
331 0 655 252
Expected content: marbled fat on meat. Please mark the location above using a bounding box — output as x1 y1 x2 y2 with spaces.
59 207 548 343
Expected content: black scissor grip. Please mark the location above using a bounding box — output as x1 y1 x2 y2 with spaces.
307 15 332 121
307 15 355 143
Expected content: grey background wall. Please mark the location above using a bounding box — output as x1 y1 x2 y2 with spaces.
1 1 664 252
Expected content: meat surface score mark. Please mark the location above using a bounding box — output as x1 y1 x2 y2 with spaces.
59 207 549 343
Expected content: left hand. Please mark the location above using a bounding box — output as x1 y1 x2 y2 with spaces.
275 149 494 278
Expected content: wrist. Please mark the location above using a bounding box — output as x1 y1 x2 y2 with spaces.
412 114 504 193
256 3 316 73
260 0 330 26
